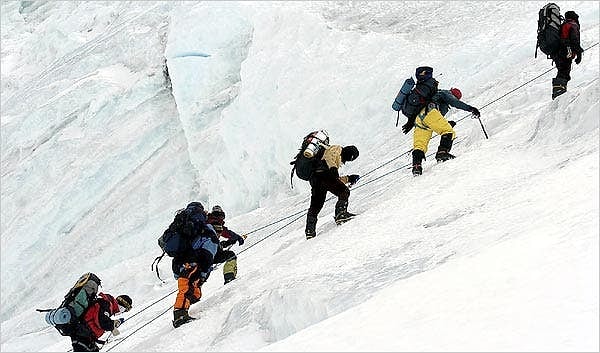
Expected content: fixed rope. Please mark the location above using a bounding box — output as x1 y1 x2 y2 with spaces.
99 41 599 351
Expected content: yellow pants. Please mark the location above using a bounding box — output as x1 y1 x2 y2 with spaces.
413 108 456 153
223 258 238 278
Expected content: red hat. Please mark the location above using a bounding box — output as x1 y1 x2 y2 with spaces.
450 88 462 100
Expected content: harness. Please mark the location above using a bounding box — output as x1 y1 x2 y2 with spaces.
414 103 439 131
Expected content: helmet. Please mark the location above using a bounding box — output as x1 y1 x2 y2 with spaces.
341 145 359 162
116 295 132 312
450 88 462 100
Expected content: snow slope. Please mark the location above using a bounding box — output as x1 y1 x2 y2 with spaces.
1 1 598 351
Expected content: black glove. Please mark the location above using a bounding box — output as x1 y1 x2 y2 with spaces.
237 234 245 246
401 121 414 134
347 174 360 185
448 120 456 127
220 240 231 248
470 107 481 118
575 52 582 64
114 318 124 328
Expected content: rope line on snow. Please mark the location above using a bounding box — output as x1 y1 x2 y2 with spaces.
96 41 599 351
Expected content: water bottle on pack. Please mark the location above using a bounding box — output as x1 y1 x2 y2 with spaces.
303 130 329 158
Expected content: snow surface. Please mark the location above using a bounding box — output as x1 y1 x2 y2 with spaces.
1 1 598 352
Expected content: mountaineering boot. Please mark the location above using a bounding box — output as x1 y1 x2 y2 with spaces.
305 214 318 239
552 78 568 100
334 200 356 225
224 273 235 284
412 149 425 176
173 309 195 328
435 151 455 162
412 164 423 176
223 258 237 284
435 134 455 162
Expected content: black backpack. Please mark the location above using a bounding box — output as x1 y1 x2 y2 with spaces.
536 3 563 58
41 272 101 336
401 76 438 120
289 130 329 188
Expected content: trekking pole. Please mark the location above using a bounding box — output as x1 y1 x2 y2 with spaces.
473 113 489 139
395 111 400 127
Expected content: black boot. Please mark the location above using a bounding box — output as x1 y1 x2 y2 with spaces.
552 78 568 100
224 272 236 284
412 149 425 176
305 214 318 239
334 200 355 225
173 309 195 328
435 134 455 162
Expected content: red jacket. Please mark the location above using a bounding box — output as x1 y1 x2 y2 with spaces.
83 293 119 339
560 19 583 55
207 212 243 246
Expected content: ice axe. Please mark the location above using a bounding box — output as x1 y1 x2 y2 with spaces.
472 113 489 139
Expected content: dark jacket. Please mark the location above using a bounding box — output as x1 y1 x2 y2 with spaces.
431 90 475 116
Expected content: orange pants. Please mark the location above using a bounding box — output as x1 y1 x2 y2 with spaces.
174 263 202 310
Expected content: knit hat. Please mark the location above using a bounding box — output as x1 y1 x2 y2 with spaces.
450 88 462 100
564 11 579 21
186 202 204 213
211 205 225 219
116 295 132 312
341 145 359 162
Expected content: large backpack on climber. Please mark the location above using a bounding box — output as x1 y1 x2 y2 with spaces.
536 3 563 58
289 130 330 188
393 66 438 121
152 202 215 281
40 272 101 336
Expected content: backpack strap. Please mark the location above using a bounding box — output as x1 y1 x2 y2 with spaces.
289 150 303 189
151 251 166 283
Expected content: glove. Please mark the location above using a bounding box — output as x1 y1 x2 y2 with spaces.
448 120 456 127
237 234 245 246
401 121 414 134
575 52 582 64
470 107 481 118
112 328 120 336
347 174 360 185
114 318 124 328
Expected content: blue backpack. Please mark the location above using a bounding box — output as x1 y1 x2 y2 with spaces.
152 202 215 280
394 79 438 120
158 202 208 257
392 77 415 112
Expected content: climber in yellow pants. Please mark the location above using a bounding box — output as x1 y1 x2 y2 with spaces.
410 88 480 176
